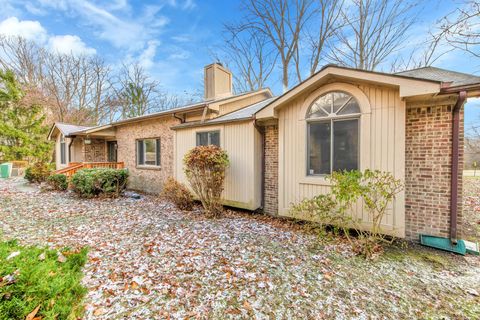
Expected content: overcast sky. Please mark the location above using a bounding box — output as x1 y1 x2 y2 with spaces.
0 0 478 129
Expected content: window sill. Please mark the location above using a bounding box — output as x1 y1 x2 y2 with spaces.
136 165 161 171
299 176 331 186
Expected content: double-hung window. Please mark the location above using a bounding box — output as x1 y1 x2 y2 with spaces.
307 91 360 175
60 135 66 165
196 131 220 146
137 138 161 167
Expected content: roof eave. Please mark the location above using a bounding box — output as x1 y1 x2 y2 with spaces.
440 83 480 97
171 117 253 130
256 66 442 120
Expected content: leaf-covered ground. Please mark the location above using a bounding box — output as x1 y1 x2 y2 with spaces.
0 177 479 319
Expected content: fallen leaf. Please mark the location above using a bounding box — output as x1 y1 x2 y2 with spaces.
57 253 66 263
93 308 106 316
6 251 20 260
25 305 40 320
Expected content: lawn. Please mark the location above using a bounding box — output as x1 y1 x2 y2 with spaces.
0 177 479 319
0 240 87 319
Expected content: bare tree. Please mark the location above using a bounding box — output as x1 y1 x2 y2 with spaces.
303 0 344 76
439 1 480 59
240 0 315 92
389 31 454 73
43 53 112 124
216 26 277 93
0 35 46 86
111 63 180 120
329 0 418 71
0 36 114 124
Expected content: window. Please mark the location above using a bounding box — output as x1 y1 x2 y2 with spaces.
196 131 220 146
307 91 360 175
137 138 161 167
60 135 66 165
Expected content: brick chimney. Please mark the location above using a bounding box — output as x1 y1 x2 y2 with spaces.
204 62 233 100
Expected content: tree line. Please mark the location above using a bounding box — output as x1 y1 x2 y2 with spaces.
0 36 187 127
217 0 480 93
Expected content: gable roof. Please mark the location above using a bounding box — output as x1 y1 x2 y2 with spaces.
47 122 94 140
81 88 273 135
396 66 480 87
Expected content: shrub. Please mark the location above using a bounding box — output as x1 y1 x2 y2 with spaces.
24 162 51 183
71 168 128 198
291 169 403 259
161 177 195 211
47 173 68 191
183 145 229 217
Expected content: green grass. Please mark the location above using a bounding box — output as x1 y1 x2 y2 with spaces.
0 240 88 320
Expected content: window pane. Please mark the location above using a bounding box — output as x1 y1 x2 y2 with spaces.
196 132 208 146
308 122 331 175
308 93 332 118
337 99 360 115
156 139 161 166
209 131 220 146
332 92 351 113
333 119 358 172
144 139 156 165
60 143 66 164
137 140 144 165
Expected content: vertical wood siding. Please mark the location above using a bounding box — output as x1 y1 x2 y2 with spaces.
174 121 262 210
278 82 406 237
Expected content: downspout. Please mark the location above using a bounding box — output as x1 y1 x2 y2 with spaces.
450 90 467 244
68 136 75 165
173 113 185 123
253 119 265 210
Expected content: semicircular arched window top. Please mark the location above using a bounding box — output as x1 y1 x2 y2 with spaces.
306 91 360 175
307 91 360 119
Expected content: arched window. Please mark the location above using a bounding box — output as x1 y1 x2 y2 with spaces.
307 91 360 175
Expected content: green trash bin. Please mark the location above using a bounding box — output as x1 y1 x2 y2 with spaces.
0 163 12 178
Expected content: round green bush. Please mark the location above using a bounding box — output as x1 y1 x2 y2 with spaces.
70 168 129 198
47 174 68 191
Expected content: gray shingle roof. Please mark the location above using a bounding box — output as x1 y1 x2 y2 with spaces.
207 97 277 123
55 123 94 136
396 66 480 87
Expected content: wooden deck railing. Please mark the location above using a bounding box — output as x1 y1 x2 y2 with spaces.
54 162 125 177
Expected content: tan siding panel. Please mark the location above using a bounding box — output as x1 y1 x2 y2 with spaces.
277 82 405 237
175 122 261 210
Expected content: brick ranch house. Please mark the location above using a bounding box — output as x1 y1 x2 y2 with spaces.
48 63 480 241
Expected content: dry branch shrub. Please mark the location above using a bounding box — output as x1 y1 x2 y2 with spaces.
161 177 194 211
24 162 52 183
291 169 403 259
183 145 229 217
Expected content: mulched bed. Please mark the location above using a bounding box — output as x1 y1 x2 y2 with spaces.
0 178 479 319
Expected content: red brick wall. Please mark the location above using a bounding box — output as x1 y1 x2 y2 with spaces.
263 124 278 215
405 104 464 240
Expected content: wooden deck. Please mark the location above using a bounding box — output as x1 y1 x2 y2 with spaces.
55 162 125 177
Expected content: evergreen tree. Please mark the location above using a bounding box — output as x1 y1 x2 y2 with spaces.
0 70 52 162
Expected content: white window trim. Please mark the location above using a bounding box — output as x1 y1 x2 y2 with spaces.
301 89 364 176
